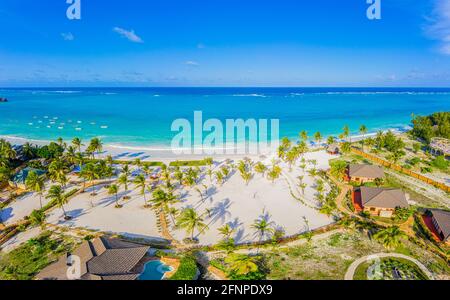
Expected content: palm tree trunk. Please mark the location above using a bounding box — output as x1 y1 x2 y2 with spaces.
61 205 67 219
39 194 43 210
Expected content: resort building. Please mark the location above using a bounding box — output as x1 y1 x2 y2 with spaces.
347 164 384 184
425 209 450 244
326 143 340 155
36 237 150 280
353 186 409 218
8 167 47 190
429 137 450 158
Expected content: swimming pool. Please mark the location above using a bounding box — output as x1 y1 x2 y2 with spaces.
139 260 173 280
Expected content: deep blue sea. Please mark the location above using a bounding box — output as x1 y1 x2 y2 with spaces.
0 87 449 148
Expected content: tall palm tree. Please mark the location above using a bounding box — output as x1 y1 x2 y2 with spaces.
176 207 209 240
87 138 103 159
373 226 408 250
71 137 83 153
342 125 350 142
65 146 77 166
118 173 129 192
267 165 282 184
314 131 323 146
56 137 65 148
80 163 100 196
299 130 308 142
359 125 368 151
108 184 121 208
25 171 45 209
48 159 68 190
151 188 179 219
218 224 235 239
22 142 36 159
252 217 274 249
46 185 69 220
254 162 267 177
134 174 147 206
327 136 336 145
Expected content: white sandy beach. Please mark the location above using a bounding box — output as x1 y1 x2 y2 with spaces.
0 150 337 246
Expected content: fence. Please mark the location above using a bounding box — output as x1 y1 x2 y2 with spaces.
351 148 450 193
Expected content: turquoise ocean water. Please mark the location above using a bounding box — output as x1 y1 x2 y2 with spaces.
0 88 449 148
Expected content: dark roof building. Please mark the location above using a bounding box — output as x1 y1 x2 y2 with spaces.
36 237 149 280
360 187 409 209
429 209 450 242
348 164 384 180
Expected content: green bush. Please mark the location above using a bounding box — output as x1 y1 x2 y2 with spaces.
169 160 207 167
170 255 198 280
431 156 449 171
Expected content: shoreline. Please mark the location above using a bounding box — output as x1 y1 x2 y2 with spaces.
0 126 410 162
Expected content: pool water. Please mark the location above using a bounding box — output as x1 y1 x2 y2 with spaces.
139 260 173 280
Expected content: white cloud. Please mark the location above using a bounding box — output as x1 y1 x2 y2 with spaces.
425 0 450 55
113 27 143 43
184 60 199 66
61 32 74 41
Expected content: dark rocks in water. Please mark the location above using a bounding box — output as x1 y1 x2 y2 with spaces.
0 97 7 102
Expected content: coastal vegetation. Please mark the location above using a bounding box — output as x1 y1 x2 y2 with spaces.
0 110 449 281
0 232 75 280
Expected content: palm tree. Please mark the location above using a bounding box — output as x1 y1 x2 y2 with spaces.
341 142 352 154
48 159 68 190
25 171 45 209
267 165 282 183
299 183 307 195
314 132 323 146
108 184 121 208
118 174 130 195
252 217 274 249
221 165 230 179
151 188 178 214
46 185 69 220
205 157 213 173
22 142 36 159
80 163 100 196
176 207 209 241
342 125 350 142
373 226 408 250
56 137 65 148
327 136 336 145
72 137 83 153
87 138 103 159
65 146 77 166
225 254 259 275
134 174 147 206
215 171 224 186
174 168 184 186
254 162 267 177
359 125 368 151
240 171 253 185
218 224 235 239
299 130 308 142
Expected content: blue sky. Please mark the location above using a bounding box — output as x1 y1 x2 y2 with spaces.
0 0 449 87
